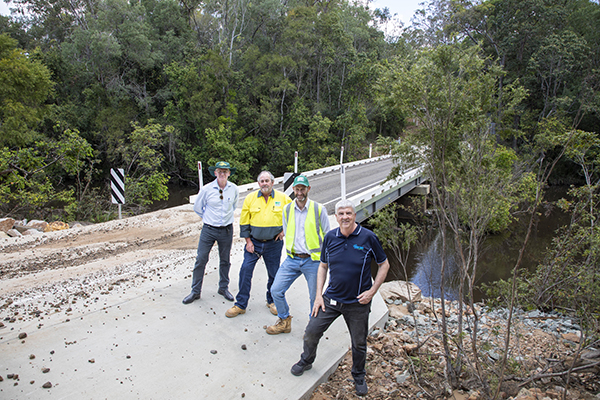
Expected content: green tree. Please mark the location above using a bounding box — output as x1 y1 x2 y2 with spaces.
9 0 96 46
334 103 372 161
528 30 591 124
1 0 415 215
112 120 170 213
484 118 600 397
51 0 191 158
165 51 234 143
453 0 600 135
377 44 529 393
528 121 600 326
411 0 458 47
370 203 422 282
300 112 335 170
0 33 53 147
0 129 93 219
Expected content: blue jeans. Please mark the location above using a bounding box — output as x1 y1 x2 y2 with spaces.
299 295 371 380
271 256 319 319
190 224 233 294
234 238 284 310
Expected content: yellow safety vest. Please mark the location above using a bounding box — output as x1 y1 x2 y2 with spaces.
284 200 325 261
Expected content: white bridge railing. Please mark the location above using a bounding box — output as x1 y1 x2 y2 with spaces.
189 155 392 204
349 166 426 222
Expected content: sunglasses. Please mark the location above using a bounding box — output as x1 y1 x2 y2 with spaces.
219 189 223 200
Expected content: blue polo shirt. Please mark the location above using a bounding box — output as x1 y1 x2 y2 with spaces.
320 223 387 304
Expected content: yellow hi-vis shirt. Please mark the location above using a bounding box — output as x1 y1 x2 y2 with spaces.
240 189 292 241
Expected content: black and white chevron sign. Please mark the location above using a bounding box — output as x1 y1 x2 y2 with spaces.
110 168 125 204
283 172 299 199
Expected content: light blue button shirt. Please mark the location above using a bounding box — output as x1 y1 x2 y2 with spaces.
194 179 239 226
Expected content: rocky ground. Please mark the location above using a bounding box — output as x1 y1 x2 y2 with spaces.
311 293 600 400
0 207 201 293
1 208 599 399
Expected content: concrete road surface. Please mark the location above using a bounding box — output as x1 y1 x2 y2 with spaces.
1 212 388 400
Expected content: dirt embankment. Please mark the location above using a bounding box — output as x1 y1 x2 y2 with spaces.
0 206 203 298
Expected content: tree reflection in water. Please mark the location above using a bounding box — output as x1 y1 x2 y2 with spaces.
411 232 461 301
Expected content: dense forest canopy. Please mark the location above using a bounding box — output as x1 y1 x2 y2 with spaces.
0 0 599 221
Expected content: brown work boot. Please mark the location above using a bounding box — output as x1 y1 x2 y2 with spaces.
225 305 246 318
266 316 292 335
267 302 277 315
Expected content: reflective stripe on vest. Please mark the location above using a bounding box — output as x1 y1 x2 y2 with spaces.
284 200 324 261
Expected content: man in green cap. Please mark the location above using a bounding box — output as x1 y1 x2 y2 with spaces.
266 174 330 334
183 161 239 304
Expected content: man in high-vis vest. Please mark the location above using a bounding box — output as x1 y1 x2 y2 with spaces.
266 175 330 335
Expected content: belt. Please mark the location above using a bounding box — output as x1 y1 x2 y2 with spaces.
204 224 232 229
253 237 274 242
292 253 310 258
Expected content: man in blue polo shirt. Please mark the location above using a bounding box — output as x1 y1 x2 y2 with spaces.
290 199 389 397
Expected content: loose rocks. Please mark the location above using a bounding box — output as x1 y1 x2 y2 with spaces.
0 217 15 232
45 221 70 232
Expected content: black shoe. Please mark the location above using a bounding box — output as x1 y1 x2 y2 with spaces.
182 293 200 304
217 288 234 302
354 378 368 396
290 361 312 376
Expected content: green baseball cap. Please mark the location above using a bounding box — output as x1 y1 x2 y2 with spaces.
293 175 309 187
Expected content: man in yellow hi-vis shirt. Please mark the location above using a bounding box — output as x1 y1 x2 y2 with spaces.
226 171 292 318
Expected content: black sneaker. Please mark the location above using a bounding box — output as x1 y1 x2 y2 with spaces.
290 361 312 376
354 378 368 396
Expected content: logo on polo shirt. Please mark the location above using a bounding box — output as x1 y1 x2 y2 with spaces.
353 244 364 250
275 201 282 207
